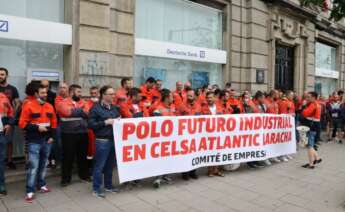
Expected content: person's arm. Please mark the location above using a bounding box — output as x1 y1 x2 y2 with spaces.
3 101 14 129
88 106 106 131
301 103 315 118
119 102 133 118
56 100 73 117
18 105 39 132
12 87 21 111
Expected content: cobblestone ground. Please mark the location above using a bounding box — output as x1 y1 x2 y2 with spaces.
1 142 345 212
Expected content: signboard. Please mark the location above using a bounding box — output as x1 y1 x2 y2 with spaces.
135 38 227 64
0 14 72 45
315 68 339 79
113 113 296 183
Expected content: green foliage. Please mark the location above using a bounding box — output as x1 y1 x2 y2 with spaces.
300 0 345 21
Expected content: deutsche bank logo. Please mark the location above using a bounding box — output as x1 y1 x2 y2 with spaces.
0 20 8 32
200 51 205 58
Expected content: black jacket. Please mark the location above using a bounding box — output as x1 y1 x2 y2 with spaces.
88 102 120 141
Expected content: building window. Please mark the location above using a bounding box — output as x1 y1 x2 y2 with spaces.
134 56 222 89
0 0 64 22
136 0 223 49
315 42 338 97
0 39 63 95
135 0 225 89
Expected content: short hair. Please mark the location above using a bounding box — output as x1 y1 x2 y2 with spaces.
25 81 40 96
128 87 141 98
214 88 221 96
219 90 229 99
121 78 131 87
338 90 344 96
309 91 318 99
268 90 276 97
284 90 293 96
38 84 47 92
160 88 171 101
0 67 8 76
254 91 264 100
69 84 82 93
206 91 214 97
90 86 99 91
225 82 231 87
99 85 113 100
146 77 156 84
184 87 193 93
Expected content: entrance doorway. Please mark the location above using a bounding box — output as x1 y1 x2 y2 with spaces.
275 44 294 91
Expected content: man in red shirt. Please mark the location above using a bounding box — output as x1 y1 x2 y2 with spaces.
114 78 133 105
217 90 233 114
151 89 175 188
201 91 224 177
173 81 187 107
120 87 149 118
19 85 57 202
56 84 91 187
151 79 162 103
301 91 322 169
55 82 69 109
0 91 14 196
228 89 241 114
176 88 201 180
265 90 279 114
278 90 295 115
140 77 156 106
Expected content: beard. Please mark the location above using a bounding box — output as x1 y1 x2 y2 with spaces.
0 78 6 84
72 95 81 101
37 97 46 104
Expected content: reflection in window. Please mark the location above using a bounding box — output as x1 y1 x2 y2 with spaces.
136 0 223 49
134 56 222 89
0 39 63 98
0 0 64 23
315 42 336 71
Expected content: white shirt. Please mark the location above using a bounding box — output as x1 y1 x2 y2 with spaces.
209 104 217 115
132 104 139 113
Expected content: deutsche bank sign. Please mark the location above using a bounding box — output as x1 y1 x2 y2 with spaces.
135 38 227 64
0 14 72 45
166 49 206 60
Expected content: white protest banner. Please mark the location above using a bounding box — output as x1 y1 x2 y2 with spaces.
113 113 296 183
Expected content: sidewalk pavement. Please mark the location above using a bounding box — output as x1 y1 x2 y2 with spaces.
0 142 345 212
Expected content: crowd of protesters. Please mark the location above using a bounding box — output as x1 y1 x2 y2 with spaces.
2 66 344 202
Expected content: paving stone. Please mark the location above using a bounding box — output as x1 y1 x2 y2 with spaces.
2 142 345 212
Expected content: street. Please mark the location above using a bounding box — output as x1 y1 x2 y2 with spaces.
0 142 345 212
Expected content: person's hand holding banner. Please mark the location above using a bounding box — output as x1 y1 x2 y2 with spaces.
113 113 296 183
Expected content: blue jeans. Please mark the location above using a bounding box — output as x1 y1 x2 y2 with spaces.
26 142 52 193
92 140 115 192
0 134 8 187
307 131 316 148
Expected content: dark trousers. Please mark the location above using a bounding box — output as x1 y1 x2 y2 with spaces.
49 126 62 164
331 118 342 138
61 133 89 183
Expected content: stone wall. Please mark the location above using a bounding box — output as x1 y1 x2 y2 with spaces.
229 0 270 92
77 0 135 94
229 0 345 94
63 0 345 95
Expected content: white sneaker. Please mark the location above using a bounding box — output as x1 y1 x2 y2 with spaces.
25 192 34 203
280 156 288 162
286 155 293 160
263 160 272 166
270 157 281 163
